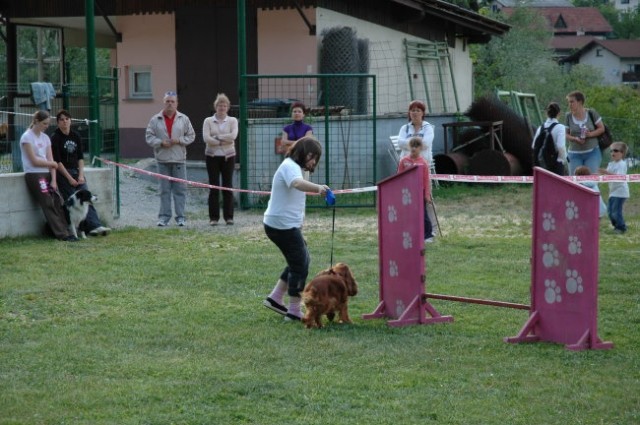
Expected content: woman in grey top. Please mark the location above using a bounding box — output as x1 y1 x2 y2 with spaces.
564 91 606 175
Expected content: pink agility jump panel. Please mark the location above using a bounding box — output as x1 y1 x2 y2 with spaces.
362 165 453 327
506 168 613 350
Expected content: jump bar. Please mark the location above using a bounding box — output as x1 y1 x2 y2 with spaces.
425 293 530 310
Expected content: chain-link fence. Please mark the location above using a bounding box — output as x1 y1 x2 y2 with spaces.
0 77 118 175
238 73 376 208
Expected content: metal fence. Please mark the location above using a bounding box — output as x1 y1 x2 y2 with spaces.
238 73 377 208
0 77 119 178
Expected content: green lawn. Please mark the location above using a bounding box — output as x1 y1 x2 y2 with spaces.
1 183 639 424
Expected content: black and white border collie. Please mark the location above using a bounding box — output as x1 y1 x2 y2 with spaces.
65 189 97 239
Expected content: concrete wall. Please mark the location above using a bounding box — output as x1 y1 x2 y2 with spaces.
257 8 317 77
0 168 114 239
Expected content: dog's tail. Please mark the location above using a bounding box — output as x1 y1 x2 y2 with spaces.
301 286 321 307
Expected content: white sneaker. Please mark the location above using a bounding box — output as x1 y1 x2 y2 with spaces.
89 226 111 236
425 237 434 243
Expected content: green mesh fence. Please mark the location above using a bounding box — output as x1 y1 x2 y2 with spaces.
0 77 118 176
238 73 376 208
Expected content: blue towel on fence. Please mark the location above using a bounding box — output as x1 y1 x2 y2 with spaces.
31 82 56 111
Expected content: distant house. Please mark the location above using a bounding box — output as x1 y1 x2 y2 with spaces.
612 0 640 12
535 7 612 37
560 39 640 86
501 6 612 60
490 0 573 13
551 35 596 60
2 0 509 158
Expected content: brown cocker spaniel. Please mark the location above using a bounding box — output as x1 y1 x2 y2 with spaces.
302 263 358 329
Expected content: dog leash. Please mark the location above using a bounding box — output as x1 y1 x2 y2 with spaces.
325 189 336 267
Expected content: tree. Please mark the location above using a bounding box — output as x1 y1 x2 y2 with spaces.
584 85 640 149
610 7 640 39
472 7 604 106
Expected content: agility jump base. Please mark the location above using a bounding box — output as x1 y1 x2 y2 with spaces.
505 168 613 351
362 166 453 327
363 166 612 351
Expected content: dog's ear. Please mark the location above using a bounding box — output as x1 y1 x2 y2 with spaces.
65 197 74 207
332 263 349 278
335 263 357 296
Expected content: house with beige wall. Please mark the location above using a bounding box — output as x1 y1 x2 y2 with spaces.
3 0 508 160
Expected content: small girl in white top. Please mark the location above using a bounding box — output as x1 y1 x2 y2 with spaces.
598 142 629 233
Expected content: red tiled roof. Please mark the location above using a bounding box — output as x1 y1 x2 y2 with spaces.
502 7 612 34
561 39 640 62
550 35 595 50
596 39 640 59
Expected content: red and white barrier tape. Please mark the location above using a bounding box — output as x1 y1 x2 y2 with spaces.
432 173 640 184
96 157 639 197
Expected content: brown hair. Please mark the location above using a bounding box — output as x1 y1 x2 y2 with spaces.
285 136 322 171
409 137 423 149
408 100 426 113
290 102 307 114
566 91 585 104
29 110 50 129
546 102 560 119
56 109 72 121
574 166 591 176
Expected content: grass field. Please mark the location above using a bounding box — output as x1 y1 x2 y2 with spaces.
1 182 639 424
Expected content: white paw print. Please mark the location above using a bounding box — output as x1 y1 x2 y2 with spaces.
402 231 413 249
544 279 562 304
565 269 584 294
396 299 406 317
565 200 579 220
402 188 412 206
568 236 582 255
389 260 399 277
542 243 560 268
542 212 556 231
388 205 397 223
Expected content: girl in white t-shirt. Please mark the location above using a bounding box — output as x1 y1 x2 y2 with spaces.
262 137 330 321
599 142 630 234
20 110 75 241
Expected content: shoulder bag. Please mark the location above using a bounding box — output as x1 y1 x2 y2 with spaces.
588 110 613 150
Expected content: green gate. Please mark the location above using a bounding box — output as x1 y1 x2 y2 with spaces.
238 73 377 208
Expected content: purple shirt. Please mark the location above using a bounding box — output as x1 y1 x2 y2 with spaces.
283 121 313 141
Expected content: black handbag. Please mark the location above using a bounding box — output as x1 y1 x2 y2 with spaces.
588 110 613 150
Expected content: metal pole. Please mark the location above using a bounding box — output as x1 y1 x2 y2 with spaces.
85 0 100 165
237 0 248 208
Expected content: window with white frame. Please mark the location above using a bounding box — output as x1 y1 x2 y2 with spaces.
127 65 152 99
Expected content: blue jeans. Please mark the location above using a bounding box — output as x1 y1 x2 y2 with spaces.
157 162 187 222
608 196 627 232
264 224 310 297
424 202 433 239
568 148 602 175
